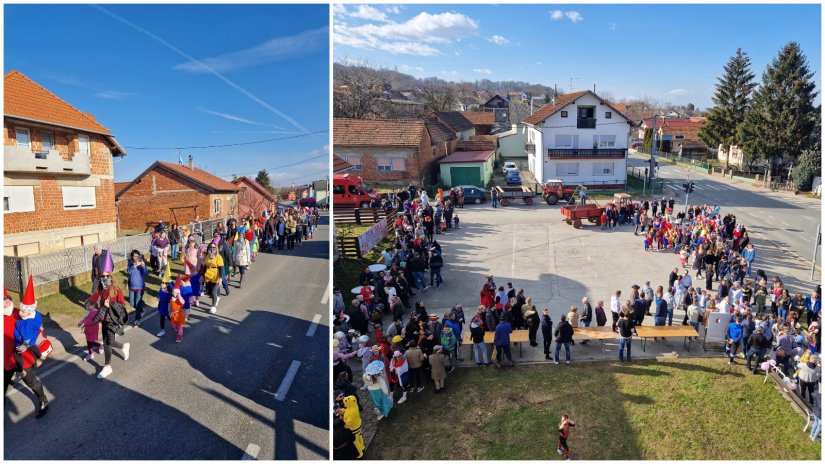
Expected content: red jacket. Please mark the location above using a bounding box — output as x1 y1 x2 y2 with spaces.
5 310 35 371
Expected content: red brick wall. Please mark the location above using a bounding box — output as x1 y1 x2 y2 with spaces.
3 121 117 235
236 181 274 218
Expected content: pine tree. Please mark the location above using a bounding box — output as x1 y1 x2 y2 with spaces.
255 169 275 194
738 42 819 173
643 128 652 153
698 48 757 169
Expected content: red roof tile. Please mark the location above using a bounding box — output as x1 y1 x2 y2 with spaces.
456 140 496 152
4 70 112 134
522 91 589 125
155 161 239 192
231 176 276 201
461 111 495 126
333 118 425 147
333 154 353 172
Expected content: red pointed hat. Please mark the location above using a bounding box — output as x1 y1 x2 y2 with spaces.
174 275 182 290
20 275 36 311
4 287 8 299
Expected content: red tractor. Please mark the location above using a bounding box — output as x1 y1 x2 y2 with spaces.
542 179 576 205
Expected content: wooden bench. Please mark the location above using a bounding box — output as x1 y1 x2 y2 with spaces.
635 325 700 352
462 329 530 361
764 365 814 432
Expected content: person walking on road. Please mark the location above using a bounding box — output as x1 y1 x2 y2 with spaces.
88 251 130 379
491 186 498 208
554 314 574 364
202 242 225 314
4 289 50 417
127 250 149 327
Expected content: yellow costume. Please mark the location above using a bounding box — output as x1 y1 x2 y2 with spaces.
341 395 364 457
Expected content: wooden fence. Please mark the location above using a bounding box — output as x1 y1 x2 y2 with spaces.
335 210 397 258
333 208 396 225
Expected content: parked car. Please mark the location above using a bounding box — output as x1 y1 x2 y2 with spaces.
501 161 518 176
505 169 522 185
630 141 642 150
456 185 487 204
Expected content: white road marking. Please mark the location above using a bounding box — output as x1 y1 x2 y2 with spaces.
274 360 301 401
306 314 322 337
241 443 261 460
512 223 517 275
320 281 330 305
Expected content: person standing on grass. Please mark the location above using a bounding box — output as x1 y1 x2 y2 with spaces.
618 311 634 362
554 314 573 365
809 389 821 442
404 340 427 393
127 250 149 327
556 414 576 460
745 326 770 374
429 345 449 393
541 309 553 361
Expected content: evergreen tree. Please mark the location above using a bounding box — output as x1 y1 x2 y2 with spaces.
698 48 757 169
255 169 275 194
738 42 819 172
643 128 653 153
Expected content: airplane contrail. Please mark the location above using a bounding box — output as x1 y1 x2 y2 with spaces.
92 5 310 134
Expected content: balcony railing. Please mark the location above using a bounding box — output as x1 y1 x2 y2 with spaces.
524 142 536 155
4 146 91 176
547 148 627 159
576 118 597 129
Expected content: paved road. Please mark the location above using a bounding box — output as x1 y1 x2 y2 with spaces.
4 216 331 460
628 151 821 277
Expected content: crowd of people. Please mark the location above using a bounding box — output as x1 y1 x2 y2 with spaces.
4 206 320 417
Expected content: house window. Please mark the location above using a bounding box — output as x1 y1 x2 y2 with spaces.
213 199 221 214
592 162 614 176
376 157 392 173
391 157 406 172
593 135 616 148
3 186 36 213
555 135 574 148
675 135 685 139
556 162 579 176
15 128 30 148
62 186 96 210
78 134 90 156
41 131 54 152
560 111 568 118
343 156 362 171
605 112 612 119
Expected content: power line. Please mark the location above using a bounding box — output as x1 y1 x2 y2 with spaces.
123 130 328 150
222 154 328 178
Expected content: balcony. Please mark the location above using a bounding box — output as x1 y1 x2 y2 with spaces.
4 146 91 176
547 148 627 159
576 118 597 129
524 142 536 155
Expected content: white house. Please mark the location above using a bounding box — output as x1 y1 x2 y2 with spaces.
523 90 632 188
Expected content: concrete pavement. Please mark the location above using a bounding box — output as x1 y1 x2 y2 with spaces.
4 216 331 460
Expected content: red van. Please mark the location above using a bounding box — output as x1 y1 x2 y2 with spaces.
333 173 378 208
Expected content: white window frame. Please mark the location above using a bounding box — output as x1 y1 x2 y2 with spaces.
376 157 392 173
78 134 90 156
62 186 96 210
343 155 362 172
592 162 614 176
555 134 574 148
593 135 617 148
3 186 36 213
41 131 55 152
16 128 31 148
556 162 579 176
213 199 221 214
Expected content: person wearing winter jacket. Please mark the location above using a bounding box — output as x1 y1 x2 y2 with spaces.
127 250 150 327
726 316 743 365
541 309 553 360
554 314 574 364
469 317 490 365
440 325 458 371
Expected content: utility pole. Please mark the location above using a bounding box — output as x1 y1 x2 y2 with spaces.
812 224 821 281
650 115 658 184
683 170 691 214
569 77 580 92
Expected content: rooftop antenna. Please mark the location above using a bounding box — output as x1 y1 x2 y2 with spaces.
569 77 580 92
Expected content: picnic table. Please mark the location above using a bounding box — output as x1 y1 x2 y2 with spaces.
573 326 617 353
462 329 531 361
635 326 700 352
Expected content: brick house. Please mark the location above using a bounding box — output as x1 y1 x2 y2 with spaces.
3 70 127 256
333 118 447 185
231 176 276 218
115 157 239 231
461 111 495 135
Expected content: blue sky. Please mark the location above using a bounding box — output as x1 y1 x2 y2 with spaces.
334 3 821 109
5 3 329 185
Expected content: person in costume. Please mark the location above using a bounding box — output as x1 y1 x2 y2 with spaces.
77 288 103 361
88 250 130 379
13 275 45 371
557 414 576 460
339 395 365 458
4 288 50 417
233 230 251 289
389 350 409 404
156 271 172 338
363 360 393 420
169 277 186 343
152 230 170 278
127 249 150 327
203 241 225 314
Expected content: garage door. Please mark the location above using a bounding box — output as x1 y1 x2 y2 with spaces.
450 166 481 187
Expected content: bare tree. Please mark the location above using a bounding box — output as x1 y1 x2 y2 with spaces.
420 87 458 113
333 65 389 119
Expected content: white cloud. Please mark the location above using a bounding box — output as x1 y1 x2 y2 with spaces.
473 68 492 75
489 35 509 45
440 70 459 76
174 27 327 73
667 88 688 96
349 5 389 22
94 90 135 100
385 5 402 15
535 61 542 66
332 4 347 15
334 11 479 56
550 10 583 23
609 22 617 30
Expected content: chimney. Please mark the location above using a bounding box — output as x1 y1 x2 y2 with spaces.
552 84 557 105
188 154 194 171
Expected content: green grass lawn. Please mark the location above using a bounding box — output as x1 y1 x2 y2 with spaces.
366 358 820 460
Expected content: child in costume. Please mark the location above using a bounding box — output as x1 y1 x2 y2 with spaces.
78 301 102 361
14 276 45 370
169 277 186 343
339 395 364 458
557 414 576 460
156 276 172 338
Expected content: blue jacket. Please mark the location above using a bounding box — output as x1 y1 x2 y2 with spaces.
655 299 668 318
727 321 743 343
127 260 149 290
14 311 42 347
445 320 461 341
807 295 821 314
494 321 513 346
741 247 756 263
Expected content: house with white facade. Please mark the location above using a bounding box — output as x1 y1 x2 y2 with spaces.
523 90 632 188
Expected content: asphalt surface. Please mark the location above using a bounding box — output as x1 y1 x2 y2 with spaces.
4 215 331 460
628 151 821 277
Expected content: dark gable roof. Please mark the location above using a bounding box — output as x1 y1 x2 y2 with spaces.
434 111 474 132
425 117 457 145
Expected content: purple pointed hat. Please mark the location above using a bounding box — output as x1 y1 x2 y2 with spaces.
99 249 114 274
